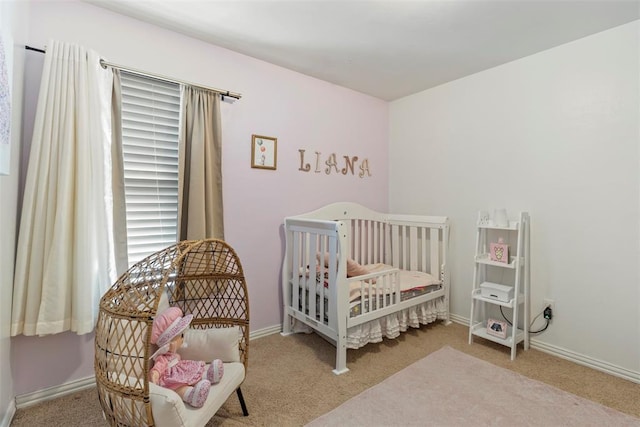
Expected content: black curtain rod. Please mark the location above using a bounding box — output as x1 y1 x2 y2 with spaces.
25 45 45 54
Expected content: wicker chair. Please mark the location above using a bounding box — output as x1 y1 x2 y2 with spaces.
94 239 250 426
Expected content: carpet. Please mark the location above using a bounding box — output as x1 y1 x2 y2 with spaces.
306 346 640 427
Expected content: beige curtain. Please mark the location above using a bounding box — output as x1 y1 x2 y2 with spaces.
11 40 116 336
110 70 129 274
178 86 224 240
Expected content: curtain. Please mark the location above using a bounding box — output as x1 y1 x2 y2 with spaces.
11 40 116 336
110 70 128 274
178 86 224 240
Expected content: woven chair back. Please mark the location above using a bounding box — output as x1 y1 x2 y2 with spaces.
94 239 249 426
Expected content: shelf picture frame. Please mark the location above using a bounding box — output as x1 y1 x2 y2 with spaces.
490 241 509 263
486 318 508 339
251 134 277 170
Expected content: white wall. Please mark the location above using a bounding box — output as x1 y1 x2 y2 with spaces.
11 0 389 395
390 21 639 377
0 0 28 423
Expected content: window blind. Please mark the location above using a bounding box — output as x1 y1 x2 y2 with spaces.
120 71 181 266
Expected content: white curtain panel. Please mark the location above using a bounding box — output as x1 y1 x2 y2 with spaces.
11 40 116 336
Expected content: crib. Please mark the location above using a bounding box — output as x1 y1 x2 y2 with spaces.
281 202 450 374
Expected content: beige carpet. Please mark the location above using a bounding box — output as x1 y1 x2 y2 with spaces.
306 346 640 427
10 323 640 426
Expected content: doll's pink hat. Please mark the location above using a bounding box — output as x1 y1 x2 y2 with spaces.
151 306 193 349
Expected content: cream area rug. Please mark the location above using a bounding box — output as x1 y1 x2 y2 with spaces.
306 346 640 427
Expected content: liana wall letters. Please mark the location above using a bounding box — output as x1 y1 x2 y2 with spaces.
298 149 372 178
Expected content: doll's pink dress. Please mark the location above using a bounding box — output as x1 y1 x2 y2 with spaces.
150 352 206 390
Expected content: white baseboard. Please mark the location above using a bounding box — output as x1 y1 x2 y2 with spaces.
249 323 281 340
449 313 468 325
14 376 96 410
1 398 16 427
530 340 639 384
449 316 640 384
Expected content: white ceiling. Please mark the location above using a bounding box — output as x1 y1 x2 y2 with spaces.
87 0 640 101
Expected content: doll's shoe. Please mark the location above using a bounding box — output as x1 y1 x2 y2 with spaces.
207 359 224 384
184 379 211 408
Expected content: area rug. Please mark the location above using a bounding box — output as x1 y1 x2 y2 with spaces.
306 346 640 427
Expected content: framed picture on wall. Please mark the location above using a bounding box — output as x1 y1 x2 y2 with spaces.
251 134 277 170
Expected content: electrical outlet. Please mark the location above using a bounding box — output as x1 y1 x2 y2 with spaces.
543 298 555 312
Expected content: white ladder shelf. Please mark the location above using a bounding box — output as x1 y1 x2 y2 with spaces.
468 211 530 360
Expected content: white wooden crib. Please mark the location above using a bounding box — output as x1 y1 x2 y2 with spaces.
281 202 450 374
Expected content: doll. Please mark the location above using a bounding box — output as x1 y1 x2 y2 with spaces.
149 307 225 408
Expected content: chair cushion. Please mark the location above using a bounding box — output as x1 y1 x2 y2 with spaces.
149 362 245 427
180 327 241 363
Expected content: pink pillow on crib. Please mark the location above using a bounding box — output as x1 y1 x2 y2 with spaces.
316 252 371 278
346 258 370 277
316 252 336 269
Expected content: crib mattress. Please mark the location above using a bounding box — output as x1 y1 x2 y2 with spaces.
299 263 440 303
348 263 439 302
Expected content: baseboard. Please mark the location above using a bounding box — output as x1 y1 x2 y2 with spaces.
530 340 639 384
449 316 640 384
249 324 281 340
449 313 468 325
14 376 96 410
1 398 16 427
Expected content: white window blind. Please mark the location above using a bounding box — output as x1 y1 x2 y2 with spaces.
120 71 181 266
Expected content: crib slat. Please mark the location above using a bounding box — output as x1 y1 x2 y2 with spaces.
292 234 301 309
353 220 360 261
430 228 439 277
365 220 371 265
318 235 326 324
401 225 408 270
409 226 418 271
308 234 317 321
391 224 399 267
373 220 378 264
384 222 390 265
327 234 340 332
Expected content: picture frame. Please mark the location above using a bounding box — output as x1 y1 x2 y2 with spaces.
486 318 508 339
251 134 277 170
490 241 509 263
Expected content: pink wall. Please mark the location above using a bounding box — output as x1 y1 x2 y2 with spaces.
11 0 389 395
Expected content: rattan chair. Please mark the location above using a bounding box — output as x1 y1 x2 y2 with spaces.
94 239 250 426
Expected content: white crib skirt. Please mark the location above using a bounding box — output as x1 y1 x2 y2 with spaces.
290 297 447 349
346 297 447 349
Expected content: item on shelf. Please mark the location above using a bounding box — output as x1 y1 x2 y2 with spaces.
480 282 514 302
478 211 490 226
486 318 508 339
490 237 509 263
493 208 508 227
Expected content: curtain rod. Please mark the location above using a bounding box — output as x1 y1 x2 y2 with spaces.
100 59 242 100
25 45 46 54
24 45 242 100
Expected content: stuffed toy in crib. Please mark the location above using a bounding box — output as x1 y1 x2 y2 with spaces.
149 307 225 408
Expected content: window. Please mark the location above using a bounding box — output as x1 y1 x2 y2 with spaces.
120 72 181 266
